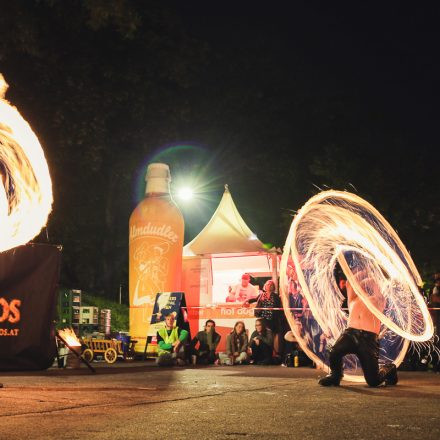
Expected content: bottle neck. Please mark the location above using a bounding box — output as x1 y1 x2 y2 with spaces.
145 177 170 196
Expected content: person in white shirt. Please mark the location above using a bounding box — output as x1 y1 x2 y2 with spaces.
234 273 257 302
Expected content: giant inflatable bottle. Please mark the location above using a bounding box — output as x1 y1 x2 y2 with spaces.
129 163 184 352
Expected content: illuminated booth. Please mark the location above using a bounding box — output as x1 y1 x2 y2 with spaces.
182 185 279 350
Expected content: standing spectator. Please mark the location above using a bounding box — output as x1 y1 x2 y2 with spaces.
190 320 221 364
429 274 440 332
429 273 440 373
249 318 274 365
234 274 258 302
244 280 282 356
225 286 237 302
339 278 348 311
219 321 249 365
287 262 306 320
156 314 188 367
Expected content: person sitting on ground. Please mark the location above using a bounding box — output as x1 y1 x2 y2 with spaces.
249 318 274 365
156 314 188 367
190 319 221 364
219 321 249 365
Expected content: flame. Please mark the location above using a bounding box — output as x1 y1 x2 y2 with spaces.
0 73 53 252
58 328 81 347
280 190 433 382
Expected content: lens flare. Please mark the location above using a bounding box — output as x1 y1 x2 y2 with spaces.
177 187 194 201
0 74 52 252
280 190 433 382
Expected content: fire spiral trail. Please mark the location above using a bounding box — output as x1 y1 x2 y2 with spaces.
280 190 433 381
0 74 52 252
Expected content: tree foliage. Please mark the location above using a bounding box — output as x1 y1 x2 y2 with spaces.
0 1 437 297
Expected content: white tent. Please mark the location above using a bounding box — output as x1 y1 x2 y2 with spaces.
182 184 279 310
181 185 279 346
183 184 266 256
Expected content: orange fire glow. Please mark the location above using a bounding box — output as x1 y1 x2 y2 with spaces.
58 328 81 347
0 73 53 252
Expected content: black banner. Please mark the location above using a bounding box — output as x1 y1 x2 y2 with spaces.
0 243 61 370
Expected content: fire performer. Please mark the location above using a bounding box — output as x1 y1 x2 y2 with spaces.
319 274 398 387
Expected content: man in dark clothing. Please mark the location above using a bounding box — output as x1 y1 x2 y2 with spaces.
190 319 221 364
319 275 398 387
249 318 274 365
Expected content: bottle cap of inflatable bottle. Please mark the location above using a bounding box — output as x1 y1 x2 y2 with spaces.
145 163 171 194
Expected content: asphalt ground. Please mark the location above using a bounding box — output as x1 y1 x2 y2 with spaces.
1 361 439 440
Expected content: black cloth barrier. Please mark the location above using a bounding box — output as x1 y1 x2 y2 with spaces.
0 243 61 370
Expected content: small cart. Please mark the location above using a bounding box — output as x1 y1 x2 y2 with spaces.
82 337 137 364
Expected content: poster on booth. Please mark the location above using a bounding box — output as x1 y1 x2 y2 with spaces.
0 244 61 370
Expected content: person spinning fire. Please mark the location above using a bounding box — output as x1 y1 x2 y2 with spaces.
319 272 398 387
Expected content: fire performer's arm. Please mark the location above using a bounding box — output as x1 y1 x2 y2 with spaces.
357 277 385 311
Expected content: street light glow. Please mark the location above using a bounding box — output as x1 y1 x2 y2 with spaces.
178 187 194 201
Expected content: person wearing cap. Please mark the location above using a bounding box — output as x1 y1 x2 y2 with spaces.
234 274 258 302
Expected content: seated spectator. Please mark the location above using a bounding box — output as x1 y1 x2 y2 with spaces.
283 331 298 367
282 330 313 367
219 321 249 365
249 318 273 365
156 314 188 367
190 319 221 364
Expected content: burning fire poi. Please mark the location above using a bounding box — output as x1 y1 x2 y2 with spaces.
0 74 53 252
280 190 434 382
58 328 81 347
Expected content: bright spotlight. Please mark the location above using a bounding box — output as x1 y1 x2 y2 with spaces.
177 187 194 201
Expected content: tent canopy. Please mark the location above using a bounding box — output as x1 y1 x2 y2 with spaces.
183 185 266 256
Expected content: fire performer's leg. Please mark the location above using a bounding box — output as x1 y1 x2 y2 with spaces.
319 329 355 386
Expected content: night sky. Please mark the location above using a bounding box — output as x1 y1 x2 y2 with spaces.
0 1 438 296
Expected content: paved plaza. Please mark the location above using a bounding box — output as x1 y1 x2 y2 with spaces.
1 362 439 440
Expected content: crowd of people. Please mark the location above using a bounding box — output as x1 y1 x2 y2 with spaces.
155 273 303 368
155 271 440 383
156 316 282 367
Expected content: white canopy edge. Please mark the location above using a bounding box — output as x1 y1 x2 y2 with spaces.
183 184 266 257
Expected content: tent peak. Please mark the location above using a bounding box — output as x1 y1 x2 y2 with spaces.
183 183 265 256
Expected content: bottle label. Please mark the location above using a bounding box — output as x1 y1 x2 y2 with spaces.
129 222 178 243
131 236 173 306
